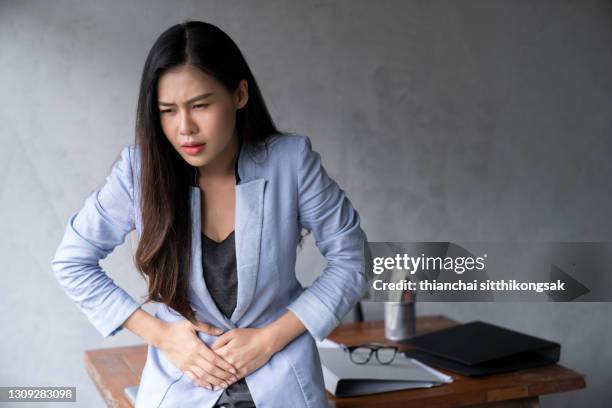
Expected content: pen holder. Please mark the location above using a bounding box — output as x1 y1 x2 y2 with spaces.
384 299 416 341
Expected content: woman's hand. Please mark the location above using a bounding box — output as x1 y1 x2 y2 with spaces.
210 328 276 379
157 320 239 390
210 311 307 380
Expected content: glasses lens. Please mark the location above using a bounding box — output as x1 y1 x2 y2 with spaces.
376 347 397 364
350 347 372 364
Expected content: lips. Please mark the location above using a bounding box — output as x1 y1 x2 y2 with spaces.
181 142 206 155
181 142 205 147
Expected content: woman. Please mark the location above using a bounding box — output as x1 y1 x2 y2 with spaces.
52 20 369 408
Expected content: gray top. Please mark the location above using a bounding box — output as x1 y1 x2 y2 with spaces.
202 228 255 407
202 230 238 318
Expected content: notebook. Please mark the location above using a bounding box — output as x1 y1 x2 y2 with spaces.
317 344 453 397
400 321 561 377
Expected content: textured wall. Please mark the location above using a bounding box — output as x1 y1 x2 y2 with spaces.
1 0 610 406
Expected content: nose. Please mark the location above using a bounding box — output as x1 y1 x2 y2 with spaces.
178 109 198 136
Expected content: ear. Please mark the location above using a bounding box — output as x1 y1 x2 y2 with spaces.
234 79 249 109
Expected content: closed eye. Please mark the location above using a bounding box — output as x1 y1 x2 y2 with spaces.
159 104 209 114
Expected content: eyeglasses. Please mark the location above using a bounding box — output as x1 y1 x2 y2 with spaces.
341 342 399 365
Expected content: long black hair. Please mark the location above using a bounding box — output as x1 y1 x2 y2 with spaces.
134 20 280 323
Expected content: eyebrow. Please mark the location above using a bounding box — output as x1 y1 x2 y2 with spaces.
158 92 214 106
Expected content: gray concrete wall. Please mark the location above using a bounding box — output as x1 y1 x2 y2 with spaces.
1 0 610 406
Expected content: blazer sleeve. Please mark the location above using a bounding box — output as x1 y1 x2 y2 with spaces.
286 136 371 341
51 145 142 338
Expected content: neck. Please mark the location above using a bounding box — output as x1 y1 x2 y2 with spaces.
197 132 240 181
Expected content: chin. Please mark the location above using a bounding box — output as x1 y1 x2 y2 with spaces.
183 156 208 167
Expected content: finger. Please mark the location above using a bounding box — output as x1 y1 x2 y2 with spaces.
215 345 244 373
194 355 237 383
188 364 206 379
189 364 228 389
185 370 213 390
215 344 231 360
211 331 233 350
193 321 224 336
200 347 237 374
188 357 232 384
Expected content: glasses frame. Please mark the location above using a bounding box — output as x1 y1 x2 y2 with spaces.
341 342 399 365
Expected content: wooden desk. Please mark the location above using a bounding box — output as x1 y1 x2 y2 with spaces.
84 315 586 408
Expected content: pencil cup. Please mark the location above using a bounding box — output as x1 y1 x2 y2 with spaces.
384 301 416 341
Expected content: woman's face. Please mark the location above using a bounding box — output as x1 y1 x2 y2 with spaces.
157 64 248 169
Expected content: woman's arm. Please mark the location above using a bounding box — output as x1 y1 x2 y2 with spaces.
286 135 370 341
122 308 167 347
263 309 306 353
51 146 141 337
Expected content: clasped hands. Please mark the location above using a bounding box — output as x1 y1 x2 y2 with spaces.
158 320 277 391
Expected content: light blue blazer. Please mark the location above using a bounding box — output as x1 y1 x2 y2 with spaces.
51 133 369 408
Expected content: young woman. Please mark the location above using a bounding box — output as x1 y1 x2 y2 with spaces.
52 20 369 408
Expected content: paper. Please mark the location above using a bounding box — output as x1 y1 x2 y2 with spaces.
317 347 454 397
315 338 341 349
405 354 454 383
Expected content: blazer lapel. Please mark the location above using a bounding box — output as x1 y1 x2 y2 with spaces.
189 187 234 328
188 141 267 327
230 178 266 323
